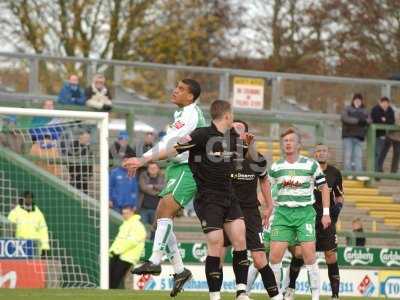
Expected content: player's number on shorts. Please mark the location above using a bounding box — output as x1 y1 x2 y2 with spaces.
305 223 314 235
258 232 263 244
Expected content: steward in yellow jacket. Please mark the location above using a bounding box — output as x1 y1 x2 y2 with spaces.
7 191 50 255
109 206 146 288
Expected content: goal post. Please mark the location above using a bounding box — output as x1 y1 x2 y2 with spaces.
0 107 109 289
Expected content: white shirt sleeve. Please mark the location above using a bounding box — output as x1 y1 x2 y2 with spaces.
143 107 198 159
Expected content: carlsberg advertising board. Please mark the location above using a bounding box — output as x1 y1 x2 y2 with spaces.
141 242 400 268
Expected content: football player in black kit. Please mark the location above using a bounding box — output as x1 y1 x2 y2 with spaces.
127 100 252 300
223 120 282 300
284 143 344 300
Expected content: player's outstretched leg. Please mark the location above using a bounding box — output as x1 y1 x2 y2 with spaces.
132 195 181 276
168 232 192 297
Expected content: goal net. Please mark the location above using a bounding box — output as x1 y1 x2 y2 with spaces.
0 107 109 289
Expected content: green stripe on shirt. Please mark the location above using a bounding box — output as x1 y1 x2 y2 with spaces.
272 168 311 178
277 194 313 202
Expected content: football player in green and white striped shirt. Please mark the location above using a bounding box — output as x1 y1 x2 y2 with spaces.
268 128 331 300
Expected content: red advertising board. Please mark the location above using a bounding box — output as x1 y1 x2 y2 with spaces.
0 260 47 288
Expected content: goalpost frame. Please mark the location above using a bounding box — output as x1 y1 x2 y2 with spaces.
0 107 110 289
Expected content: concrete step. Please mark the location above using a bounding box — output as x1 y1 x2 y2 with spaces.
384 218 400 225
356 203 400 211
343 180 364 188
346 195 393 203
370 211 400 218
345 188 379 196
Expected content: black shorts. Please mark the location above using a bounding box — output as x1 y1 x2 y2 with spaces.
224 206 264 251
194 192 243 234
315 222 337 252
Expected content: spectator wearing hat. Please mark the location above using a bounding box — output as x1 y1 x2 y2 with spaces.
371 97 395 172
109 154 139 213
109 131 136 167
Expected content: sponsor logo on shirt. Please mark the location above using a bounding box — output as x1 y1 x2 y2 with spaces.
282 179 302 189
231 173 255 181
174 120 185 129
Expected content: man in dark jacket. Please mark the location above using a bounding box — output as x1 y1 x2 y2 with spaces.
138 162 164 225
341 93 369 178
58 75 86 105
371 97 395 171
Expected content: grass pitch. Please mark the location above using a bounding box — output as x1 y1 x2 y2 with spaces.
0 290 389 300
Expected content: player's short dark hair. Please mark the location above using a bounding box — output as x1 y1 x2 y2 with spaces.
210 100 231 120
181 78 201 101
280 127 301 143
233 119 249 132
380 96 390 103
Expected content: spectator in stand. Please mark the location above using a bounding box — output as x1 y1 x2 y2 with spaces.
109 205 146 289
135 132 156 157
85 74 112 111
68 131 93 194
341 93 370 180
8 191 50 256
109 131 136 167
58 74 86 106
347 218 366 247
31 99 57 128
138 162 164 225
109 154 139 213
135 132 156 176
0 115 23 153
30 134 62 177
378 112 400 173
371 96 395 171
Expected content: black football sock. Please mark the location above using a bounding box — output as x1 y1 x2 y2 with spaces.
327 262 340 298
289 257 304 289
205 256 222 292
258 264 279 297
216 267 223 291
233 250 249 297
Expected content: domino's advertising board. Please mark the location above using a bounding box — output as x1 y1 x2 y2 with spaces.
133 265 379 297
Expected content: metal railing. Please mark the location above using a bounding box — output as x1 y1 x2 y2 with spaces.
1 51 399 114
343 123 400 181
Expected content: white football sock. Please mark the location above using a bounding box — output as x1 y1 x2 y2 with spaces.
166 231 184 274
149 218 173 265
209 291 221 300
305 262 320 300
246 263 259 294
